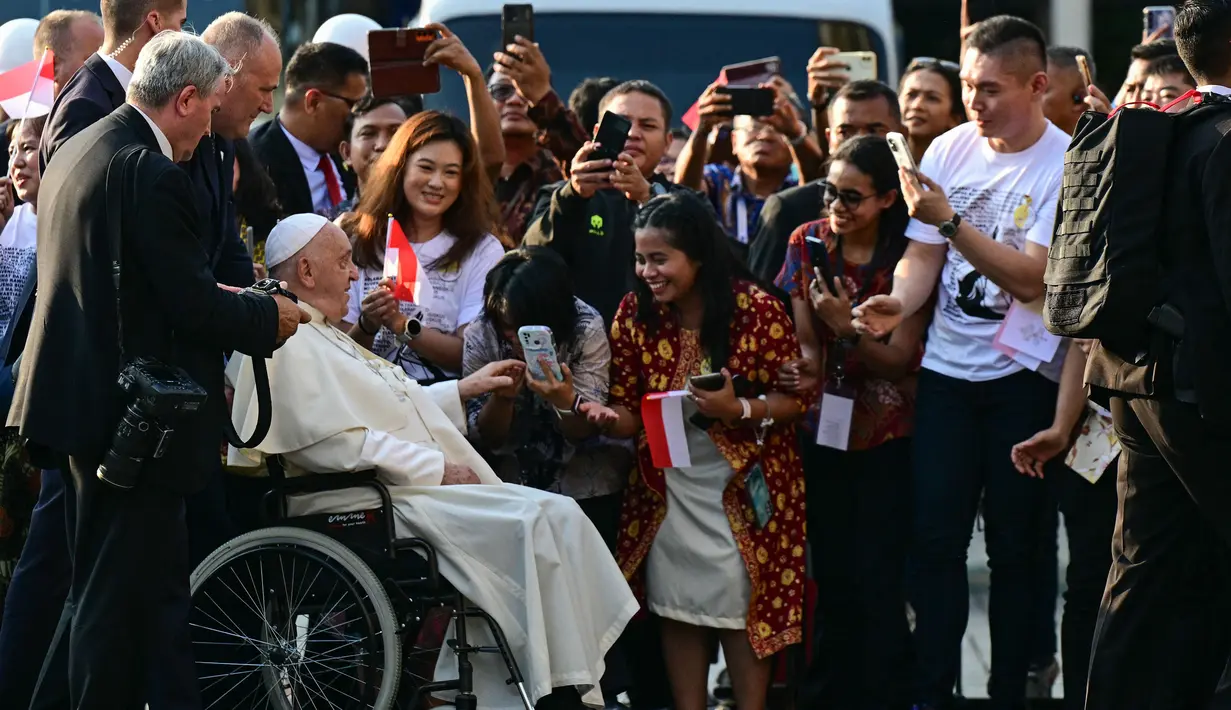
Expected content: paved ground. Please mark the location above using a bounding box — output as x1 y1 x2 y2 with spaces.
705 519 1073 702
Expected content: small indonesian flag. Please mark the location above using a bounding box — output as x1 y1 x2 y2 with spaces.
642 391 692 468
383 215 434 303
0 50 54 120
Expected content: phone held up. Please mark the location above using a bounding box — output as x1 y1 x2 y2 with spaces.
590 110 633 163
1143 5 1176 40
518 326 563 381
501 4 534 48
368 28 441 97
804 235 839 297
886 131 922 191
830 51 878 82
715 86 775 118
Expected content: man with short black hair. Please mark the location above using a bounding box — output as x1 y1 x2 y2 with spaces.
1142 53 1198 108
1115 38 1178 106
569 76 621 135
32 10 104 96
524 79 683 324
1043 46 1096 134
40 0 188 172
748 80 903 284
248 41 369 218
853 16 1071 708
1083 1 1231 705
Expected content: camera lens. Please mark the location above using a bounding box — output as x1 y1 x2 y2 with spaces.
97 402 157 489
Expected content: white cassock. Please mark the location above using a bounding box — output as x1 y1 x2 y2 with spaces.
226 303 638 709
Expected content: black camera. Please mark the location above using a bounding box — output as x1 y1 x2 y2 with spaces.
97 358 209 489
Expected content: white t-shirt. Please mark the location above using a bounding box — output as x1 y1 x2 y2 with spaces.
0 204 37 347
906 120 1069 382
346 231 505 381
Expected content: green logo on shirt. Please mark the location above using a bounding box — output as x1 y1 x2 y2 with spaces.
589 214 604 236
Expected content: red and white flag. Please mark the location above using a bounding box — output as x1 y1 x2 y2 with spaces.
383 215 434 303
0 50 54 120
642 391 692 468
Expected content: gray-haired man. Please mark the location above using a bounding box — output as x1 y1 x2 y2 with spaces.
9 31 307 709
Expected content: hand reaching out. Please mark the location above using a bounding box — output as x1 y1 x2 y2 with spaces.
459 359 526 400
1011 427 1072 478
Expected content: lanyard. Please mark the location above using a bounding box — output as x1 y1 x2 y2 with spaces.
820 232 878 387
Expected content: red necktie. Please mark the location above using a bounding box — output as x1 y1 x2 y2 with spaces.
318 154 343 207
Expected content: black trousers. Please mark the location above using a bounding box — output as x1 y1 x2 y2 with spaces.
1086 397 1231 710
1047 461 1118 710
30 458 200 710
800 437 913 710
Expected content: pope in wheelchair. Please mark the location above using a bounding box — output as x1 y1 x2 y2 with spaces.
214 215 638 709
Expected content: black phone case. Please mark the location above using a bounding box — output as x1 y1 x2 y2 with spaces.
591 112 632 162
689 375 756 430
501 4 534 46
718 87 775 117
805 235 839 296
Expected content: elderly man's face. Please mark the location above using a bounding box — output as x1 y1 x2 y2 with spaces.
295 224 360 323
53 17 104 94
212 36 282 140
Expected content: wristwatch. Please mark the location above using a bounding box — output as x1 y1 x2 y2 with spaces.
555 393 583 418
938 213 963 240
395 315 423 344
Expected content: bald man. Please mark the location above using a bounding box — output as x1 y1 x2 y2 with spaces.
33 10 104 96
224 215 638 710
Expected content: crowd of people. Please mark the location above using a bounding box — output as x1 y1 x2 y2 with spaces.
0 0 1229 709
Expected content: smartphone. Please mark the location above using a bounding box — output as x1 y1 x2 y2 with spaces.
716 87 775 117
1076 54 1094 89
590 110 632 162
243 225 255 263
805 235 838 297
368 28 441 96
689 373 726 391
830 51 878 82
722 56 782 86
518 326 563 381
1143 6 1176 39
886 131 922 190
501 4 534 48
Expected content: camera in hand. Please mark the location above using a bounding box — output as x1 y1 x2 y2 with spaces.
97 358 209 489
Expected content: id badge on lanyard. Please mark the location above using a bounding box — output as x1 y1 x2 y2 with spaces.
816 353 856 451
744 397 774 529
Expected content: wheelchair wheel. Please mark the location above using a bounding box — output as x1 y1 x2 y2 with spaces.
190 526 401 709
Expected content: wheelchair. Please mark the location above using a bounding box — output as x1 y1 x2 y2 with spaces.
189 457 535 710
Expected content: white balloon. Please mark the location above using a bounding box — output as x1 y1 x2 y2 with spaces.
0 18 39 73
312 14 382 63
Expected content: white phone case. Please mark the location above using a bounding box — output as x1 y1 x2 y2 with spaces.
518 326 563 381
886 131 923 190
831 51 878 83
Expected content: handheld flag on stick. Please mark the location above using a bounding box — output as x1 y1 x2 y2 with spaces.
0 49 54 120
383 215 434 303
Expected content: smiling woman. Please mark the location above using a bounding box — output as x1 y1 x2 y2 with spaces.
335 110 506 384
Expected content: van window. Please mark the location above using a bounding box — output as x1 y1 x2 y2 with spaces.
423 13 888 127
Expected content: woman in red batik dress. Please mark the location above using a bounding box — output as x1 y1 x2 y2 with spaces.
581 191 808 710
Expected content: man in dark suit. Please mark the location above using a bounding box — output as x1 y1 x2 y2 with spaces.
1084 2 1231 706
748 81 902 284
40 0 187 173
9 32 307 709
248 41 367 219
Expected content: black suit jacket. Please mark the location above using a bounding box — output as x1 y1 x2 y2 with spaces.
183 134 256 288
9 106 279 494
40 53 125 174
748 180 824 284
249 116 355 216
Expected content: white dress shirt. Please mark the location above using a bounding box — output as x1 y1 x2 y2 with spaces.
1196 85 1231 96
131 105 173 160
279 121 347 214
98 51 133 91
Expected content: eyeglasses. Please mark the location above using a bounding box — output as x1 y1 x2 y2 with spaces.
908 57 961 73
821 181 876 210
488 83 518 101
315 89 361 110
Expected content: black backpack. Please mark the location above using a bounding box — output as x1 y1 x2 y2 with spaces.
1044 93 1231 359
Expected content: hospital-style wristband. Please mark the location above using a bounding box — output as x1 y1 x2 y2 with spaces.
739 397 753 420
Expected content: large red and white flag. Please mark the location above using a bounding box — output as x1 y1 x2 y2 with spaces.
642 391 692 468
384 215 434 303
0 50 54 120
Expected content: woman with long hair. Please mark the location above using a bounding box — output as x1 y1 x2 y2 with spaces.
337 110 505 384
899 58 966 164
774 135 927 708
583 191 807 710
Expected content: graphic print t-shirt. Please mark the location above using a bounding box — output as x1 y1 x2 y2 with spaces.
0 204 37 347
905 121 1069 382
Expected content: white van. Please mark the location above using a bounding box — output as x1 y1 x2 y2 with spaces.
411 0 898 125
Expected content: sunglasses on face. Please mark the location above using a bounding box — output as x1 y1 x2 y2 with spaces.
488 83 518 101
821 181 876 210
316 89 360 110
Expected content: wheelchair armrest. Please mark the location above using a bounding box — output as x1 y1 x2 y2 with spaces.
276 469 380 495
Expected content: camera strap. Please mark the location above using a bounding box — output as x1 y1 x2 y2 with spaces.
224 354 273 449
